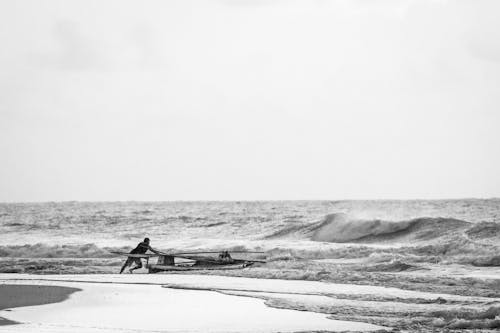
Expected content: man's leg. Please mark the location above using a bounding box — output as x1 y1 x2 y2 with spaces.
129 259 143 273
120 258 132 274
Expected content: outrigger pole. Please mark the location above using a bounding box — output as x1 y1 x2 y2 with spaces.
164 251 265 256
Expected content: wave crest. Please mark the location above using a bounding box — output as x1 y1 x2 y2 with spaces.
310 214 472 243
266 213 479 243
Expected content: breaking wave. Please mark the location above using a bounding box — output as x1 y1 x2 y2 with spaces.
311 213 472 243
265 213 499 244
262 213 500 267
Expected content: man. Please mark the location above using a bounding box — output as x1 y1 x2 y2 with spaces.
120 237 160 274
218 250 233 263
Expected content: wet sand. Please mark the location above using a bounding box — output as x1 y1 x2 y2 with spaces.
0 285 80 326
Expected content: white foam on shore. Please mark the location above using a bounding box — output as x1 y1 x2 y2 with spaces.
3 272 500 333
1 273 494 303
0 274 386 333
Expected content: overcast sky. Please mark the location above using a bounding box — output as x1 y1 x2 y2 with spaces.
1 0 499 202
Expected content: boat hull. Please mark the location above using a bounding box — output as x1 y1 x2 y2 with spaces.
147 262 253 273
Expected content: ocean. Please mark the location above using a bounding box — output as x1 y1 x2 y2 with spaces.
1 199 499 265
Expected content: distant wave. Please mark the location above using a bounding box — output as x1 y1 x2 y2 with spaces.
0 243 123 258
266 213 500 244
204 221 228 227
360 260 420 272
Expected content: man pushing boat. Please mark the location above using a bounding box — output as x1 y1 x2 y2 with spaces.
120 237 160 274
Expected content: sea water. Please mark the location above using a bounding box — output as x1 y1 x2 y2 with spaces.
0 199 499 271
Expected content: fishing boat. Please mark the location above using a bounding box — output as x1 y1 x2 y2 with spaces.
111 250 266 273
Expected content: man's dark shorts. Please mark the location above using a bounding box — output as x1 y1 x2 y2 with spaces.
125 257 142 267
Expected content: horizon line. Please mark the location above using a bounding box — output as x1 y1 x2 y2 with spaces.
1 197 499 204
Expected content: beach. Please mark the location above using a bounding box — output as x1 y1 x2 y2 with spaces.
0 274 387 332
1 272 500 332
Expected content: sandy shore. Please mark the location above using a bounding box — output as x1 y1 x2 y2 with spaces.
0 284 80 326
0 274 386 332
2 273 500 332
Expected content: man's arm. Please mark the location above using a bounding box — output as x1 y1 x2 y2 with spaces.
148 246 161 254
